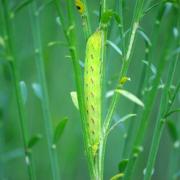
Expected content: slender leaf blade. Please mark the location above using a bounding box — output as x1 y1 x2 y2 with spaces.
53 117 68 144
70 91 79 110
116 89 144 107
28 134 42 149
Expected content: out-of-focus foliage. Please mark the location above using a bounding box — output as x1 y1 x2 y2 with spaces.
0 0 179 180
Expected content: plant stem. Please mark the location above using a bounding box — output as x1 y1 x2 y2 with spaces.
1 1 35 179
97 0 108 179
103 20 139 136
81 0 92 39
144 10 180 180
144 58 179 180
100 0 144 179
29 2 60 180
53 0 95 179
122 3 166 159
123 12 178 180
103 0 145 134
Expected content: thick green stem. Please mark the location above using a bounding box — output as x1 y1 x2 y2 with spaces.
144 12 180 179
123 13 178 180
99 1 145 179
29 2 60 180
122 3 166 158
54 0 96 179
1 1 35 179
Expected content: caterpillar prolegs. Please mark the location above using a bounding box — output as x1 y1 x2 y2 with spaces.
84 30 102 157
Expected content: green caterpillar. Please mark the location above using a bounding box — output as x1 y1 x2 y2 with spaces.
84 30 102 157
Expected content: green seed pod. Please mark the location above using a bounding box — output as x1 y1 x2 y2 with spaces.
84 30 102 157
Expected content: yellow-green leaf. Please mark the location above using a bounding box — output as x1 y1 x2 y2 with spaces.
116 89 144 108
70 91 79 110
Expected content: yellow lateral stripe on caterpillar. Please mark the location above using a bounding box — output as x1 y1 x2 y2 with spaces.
84 30 102 157
75 0 85 14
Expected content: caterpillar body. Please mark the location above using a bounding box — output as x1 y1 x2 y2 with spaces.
84 30 102 157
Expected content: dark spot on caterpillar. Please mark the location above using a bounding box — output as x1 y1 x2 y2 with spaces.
86 96 88 101
91 118 95 124
90 66 94 72
76 5 81 10
91 105 95 111
91 78 94 84
92 130 95 135
91 92 94 97
91 54 94 59
87 109 89 114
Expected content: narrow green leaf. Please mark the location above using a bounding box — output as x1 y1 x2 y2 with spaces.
101 10 114 24
144 1 164 15
116 89 144 108
0 36 5 47
107 114 136 135
28 134 42 149
53 117 68 144
32 83 42 100
13 0 34 13
166 120 178 143
101 10 121 26
19 81 28 105
56 17 62 26
70 91 79 110
47 41 67 47
107 40 122 56
118 159 129 173
138 29 152 46
113 12 121 25
164 108 180 118
110 173 124 180
36 0 53 14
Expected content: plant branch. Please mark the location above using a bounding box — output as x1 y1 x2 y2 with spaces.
1 1 35 179
29 2 60 179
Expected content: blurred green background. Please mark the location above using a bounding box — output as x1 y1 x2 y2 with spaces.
0 0 179 180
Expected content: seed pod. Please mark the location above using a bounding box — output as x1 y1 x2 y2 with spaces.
84 30 102 156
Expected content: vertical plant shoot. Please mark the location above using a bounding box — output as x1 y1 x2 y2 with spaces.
84 30 102 157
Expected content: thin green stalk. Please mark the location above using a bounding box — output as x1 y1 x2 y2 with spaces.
144 11 180 180
168 110 180 180
122 3 167 158
119 0 125 55
98 0 108 179
0 108 4 178
103 0 145 134
66 1 95 177
81 0 92 39
53 0 95 179
121 44 149 158
168 81 180 179
29 2 60 180
123 14 178 180
144 57 179 180
1 1 35 179
100 0 145 179
103 7 141 136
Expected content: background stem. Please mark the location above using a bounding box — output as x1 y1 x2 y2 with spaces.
1 1 35 179
29 2 60 180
